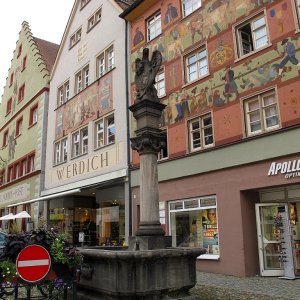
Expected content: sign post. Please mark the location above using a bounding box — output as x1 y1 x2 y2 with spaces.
16 244 51 283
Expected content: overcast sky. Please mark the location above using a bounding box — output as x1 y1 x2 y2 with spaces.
0 0 75 99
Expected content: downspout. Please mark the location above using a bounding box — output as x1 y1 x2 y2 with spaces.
125 19 132 236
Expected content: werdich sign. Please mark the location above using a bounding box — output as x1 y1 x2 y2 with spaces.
16 244 51 283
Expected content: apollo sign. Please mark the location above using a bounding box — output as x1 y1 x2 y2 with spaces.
268 159 300 179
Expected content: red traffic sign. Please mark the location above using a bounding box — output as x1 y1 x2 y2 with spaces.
16 244 51 283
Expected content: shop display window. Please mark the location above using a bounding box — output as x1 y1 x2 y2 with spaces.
49 196 125 247
169 196 219 256
96 199 125 246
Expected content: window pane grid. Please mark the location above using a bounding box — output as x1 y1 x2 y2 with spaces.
186 49 208 82
245 90 279 135
94 114 115 149
147 13 161 41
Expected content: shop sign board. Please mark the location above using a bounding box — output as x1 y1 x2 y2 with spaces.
0 183 30 205
268 159 300 179
16 245 51 283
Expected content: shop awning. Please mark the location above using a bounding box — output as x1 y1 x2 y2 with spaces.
7 188 81 208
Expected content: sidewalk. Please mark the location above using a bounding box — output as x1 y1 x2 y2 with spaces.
190 272 300 300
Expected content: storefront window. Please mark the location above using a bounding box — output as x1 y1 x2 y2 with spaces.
169 196 219 256
96 200 125 246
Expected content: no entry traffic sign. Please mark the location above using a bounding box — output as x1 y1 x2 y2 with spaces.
16 244 51 283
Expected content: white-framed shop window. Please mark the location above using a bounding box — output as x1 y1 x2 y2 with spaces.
169 196 219 258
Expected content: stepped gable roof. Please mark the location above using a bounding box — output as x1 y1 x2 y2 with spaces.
32 37 59 73
114 0 135 10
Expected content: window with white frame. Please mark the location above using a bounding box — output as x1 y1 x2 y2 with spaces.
57 81 70 107
72 127 88 158
54 138 68 165
185 46 208 83
96 46 114 78
75 65 89 94
158 129 168 160
147 12 162 41
182 0 201 17
236 13 269 57
70 28 82 49
94 114 115 149
243 89 279 136
169 196 219 256
155 69 165 97
188 113 214 152
87 7 102 31
80 0 91 9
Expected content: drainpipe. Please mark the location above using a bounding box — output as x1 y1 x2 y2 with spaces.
125 19 132 236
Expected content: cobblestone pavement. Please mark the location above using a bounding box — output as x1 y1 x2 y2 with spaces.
190 272 300 300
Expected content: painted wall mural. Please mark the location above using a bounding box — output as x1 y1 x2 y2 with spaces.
160 35 300 126
131 0 300 127
55 72 113 139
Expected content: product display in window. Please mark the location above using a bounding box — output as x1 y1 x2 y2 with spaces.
170 202 219 255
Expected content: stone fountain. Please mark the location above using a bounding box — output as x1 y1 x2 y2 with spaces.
78 48 205 300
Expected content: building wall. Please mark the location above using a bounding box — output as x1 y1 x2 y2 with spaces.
129 0 300 166
0 22 52 226
44 0 128 193
126 0 300 276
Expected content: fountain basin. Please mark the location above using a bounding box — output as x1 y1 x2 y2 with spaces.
78 247 205 300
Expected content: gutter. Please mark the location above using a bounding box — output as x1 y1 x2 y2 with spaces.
124 20 132 236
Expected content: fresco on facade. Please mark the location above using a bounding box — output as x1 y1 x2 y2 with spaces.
99 71 113 111
161 1 180 26
8 130 16 161
166 58 182 92
55 73 113 136
160 35 300 126
12 66 21 116
269 2 288 33
63 87 97 132
209 38 234 68
55 108 64 139
131 0 300 126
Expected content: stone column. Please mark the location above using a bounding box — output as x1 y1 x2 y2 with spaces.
129 100 166 237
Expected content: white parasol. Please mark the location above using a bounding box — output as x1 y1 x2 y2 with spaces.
14 211 31 219
0 213 15 220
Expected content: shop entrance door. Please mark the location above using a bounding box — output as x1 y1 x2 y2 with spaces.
256 203 286 276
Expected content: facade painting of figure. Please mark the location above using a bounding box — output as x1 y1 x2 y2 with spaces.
223 67 239 102
278 38 300 75
163 3 178 25
133 26 144 47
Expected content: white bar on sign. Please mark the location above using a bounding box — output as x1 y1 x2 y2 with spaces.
18 259 49 267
